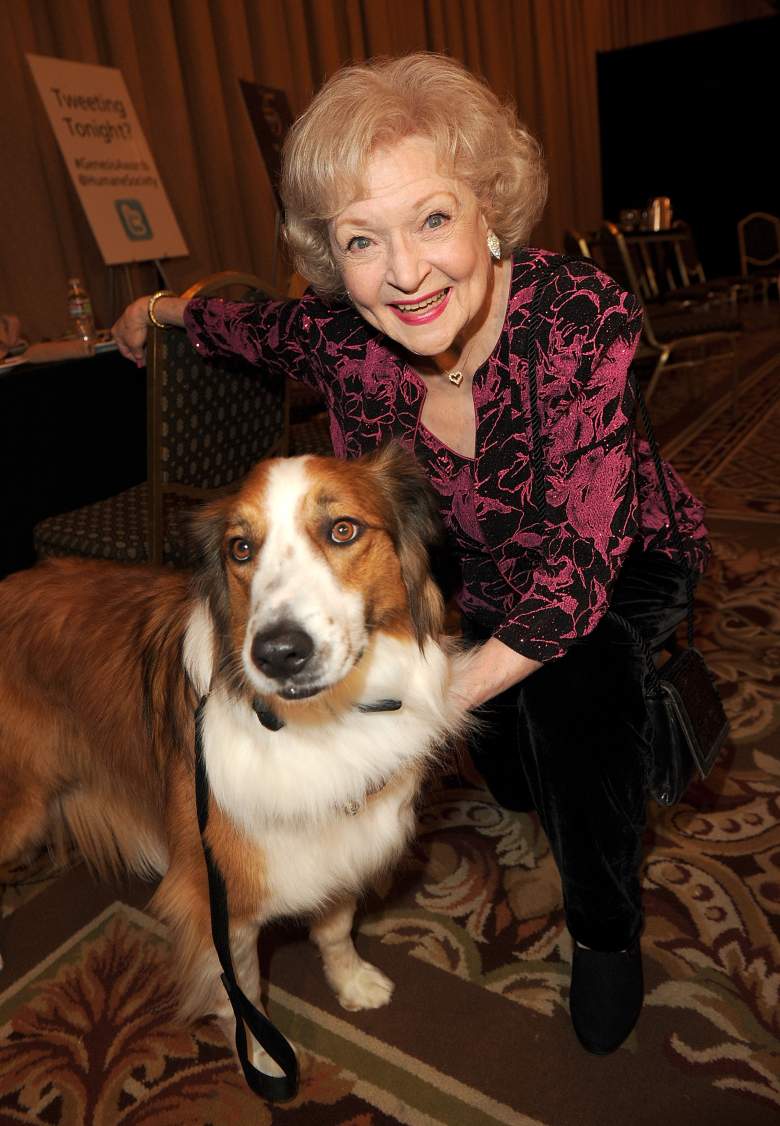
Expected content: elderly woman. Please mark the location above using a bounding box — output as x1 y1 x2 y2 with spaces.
113 53 709 1056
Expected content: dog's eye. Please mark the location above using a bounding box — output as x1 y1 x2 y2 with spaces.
329 519 361 545
228 537 253 563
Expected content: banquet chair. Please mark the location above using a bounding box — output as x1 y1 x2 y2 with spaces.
666 221 764 307
563 228 594 259
737 211 780 302
34 272 289 568
599 223 741 405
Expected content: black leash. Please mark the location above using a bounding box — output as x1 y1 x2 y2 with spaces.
193 691 404 1102
194 696 299 1102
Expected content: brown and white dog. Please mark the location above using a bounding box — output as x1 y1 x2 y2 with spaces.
0 443 470 1078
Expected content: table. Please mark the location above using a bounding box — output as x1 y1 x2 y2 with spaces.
623 229 685 244
1 348 146 576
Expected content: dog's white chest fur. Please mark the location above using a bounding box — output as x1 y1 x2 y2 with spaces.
199 631 454 921
252 779 417 919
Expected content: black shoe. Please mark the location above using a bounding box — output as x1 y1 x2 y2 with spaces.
569 940 644 1055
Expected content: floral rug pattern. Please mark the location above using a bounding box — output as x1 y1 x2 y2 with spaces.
1 335 779 1126
0 906 425 1126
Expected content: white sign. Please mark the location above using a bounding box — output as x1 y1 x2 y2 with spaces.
27 54 189 265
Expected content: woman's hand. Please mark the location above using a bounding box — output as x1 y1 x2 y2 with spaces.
111 296 152 366
450 636 542 713
111 294 187 366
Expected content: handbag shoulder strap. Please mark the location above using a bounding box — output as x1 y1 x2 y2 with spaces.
632 376 695 648
525 269 551 515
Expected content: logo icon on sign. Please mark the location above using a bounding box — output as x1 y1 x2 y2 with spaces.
115 199 153 240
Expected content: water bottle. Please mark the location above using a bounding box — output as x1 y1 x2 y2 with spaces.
66 277 96 345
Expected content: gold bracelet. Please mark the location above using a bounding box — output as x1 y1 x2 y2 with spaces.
147 289 177 329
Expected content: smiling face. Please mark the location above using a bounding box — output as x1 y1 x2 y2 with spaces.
329 136 498 358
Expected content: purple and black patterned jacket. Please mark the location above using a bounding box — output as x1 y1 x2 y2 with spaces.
184 248 710 663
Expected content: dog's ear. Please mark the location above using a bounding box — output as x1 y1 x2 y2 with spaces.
188 496 232 646
363 441 445 646
189 495 228 573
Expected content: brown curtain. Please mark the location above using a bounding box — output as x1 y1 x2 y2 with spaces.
0 0 769 341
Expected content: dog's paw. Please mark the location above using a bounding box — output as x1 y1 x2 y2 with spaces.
335 959 394 1011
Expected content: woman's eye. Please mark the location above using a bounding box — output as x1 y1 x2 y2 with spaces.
228 537 253 563
329 519 361 545
347 235 372 252
425 211 449 230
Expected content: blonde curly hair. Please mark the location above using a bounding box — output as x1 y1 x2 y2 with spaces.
280 53 548 297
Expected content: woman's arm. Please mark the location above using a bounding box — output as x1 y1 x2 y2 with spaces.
451 636 542 711
112 290 326 394
112 295 187 366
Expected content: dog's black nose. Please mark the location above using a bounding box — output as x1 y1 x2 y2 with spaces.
251 622 314 679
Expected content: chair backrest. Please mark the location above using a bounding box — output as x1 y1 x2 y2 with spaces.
670 220 706 286
563 229 593 259
146 271 288 564
180 270 272 300
598 223 645 299
599 222 664 302
737 211 780 274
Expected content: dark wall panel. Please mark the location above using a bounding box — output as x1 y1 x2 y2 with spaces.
598 16 779 277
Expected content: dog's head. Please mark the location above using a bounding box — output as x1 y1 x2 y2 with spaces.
191 442 444 702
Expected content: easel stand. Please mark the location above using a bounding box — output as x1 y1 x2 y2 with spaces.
107 259 172 321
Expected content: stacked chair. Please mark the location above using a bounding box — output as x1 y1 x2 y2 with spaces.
563 228 594 260
663 221 740 307
737 211 780 303
663 220 769 308
34 272 289 567
598 222 742 405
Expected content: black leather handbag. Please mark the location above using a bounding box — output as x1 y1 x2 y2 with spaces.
646 645 730 804
610 609 730 806
610 382 729 806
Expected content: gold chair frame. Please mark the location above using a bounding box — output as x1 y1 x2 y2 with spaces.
601 223 740 406
737 211 780 302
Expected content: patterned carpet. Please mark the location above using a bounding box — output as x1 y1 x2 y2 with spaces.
666 345 780 523
1 323 779 1126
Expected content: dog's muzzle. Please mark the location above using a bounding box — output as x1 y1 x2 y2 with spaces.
250 620 322 699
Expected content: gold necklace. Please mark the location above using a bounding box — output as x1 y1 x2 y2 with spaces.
417 348 468 387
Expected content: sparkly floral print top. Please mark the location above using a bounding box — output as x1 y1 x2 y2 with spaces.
184 248 710 663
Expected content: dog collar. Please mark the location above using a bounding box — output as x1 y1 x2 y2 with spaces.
355 698 403 714
252 696 402 732
252 697 285 731
251 695 403 816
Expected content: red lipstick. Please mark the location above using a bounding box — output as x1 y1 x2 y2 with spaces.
389 288 450 325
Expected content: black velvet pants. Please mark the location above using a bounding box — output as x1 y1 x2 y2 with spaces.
464 547 690 952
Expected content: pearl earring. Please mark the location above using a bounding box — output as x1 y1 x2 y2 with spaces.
487 231 501 260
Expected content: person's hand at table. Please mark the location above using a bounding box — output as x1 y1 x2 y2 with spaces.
111 294 187 367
